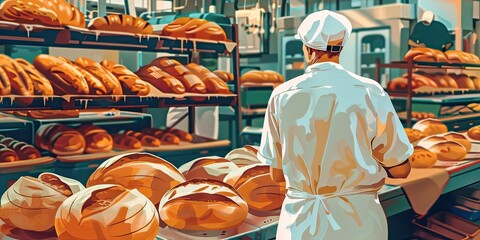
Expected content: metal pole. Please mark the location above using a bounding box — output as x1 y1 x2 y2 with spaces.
232 24 242 148
406 60 413 128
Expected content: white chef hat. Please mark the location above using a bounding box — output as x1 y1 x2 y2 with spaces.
421 11 435 24
294 10 352 52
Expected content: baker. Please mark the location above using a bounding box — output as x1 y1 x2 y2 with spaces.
257 10 413 239
409 11 453 51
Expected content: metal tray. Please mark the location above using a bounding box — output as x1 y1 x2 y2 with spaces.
156 223 259 240
243 212 280 240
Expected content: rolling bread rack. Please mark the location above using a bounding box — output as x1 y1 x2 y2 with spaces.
376 59 480 130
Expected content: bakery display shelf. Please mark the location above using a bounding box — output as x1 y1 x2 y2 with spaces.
378 61 480 70
55 149 142 163
0 157 55 169
0 22 237 55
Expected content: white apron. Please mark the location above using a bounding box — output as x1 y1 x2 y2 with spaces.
276 189 388 240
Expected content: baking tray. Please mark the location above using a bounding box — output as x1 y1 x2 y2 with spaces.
428 212 480 239
156 223 259 240
455 195 480 210
413 217 469 240
243 211 280 240
450 205 480 222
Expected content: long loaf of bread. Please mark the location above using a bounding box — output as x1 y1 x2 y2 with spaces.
100 60 150 96
185 63 231 94
75 57 123 95
88 14 153 34
15 59 54 96
152 58 207 93
135 65 185 94
56 57 107 95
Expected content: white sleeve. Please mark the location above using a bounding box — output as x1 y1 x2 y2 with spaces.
371 92 414 167
257 96 283 169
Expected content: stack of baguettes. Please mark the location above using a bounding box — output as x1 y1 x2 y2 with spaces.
404 48 480 64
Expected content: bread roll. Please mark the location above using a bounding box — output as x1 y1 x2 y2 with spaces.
34 55 89 95
450 74 476 90
408 146 437 168
75 57 123 95
15 58 54 95
404 128 427 143
12 142 41 160
88 14 153 34
121 130 161 147
55 184 159 240
0 54 34 97
87 152 186 205
162 18 227 41
214 70 234 83
179 156 239 181
404 48 448 62
432 73 458 88
112 134 142 150
57 57 108 95
141 128 181 145
467 126 480 141
100 60 150 96
430 141 467 161
225 145 261 167
412 119 448 136
242 70 270 83
165 128 193 142
0 173 84 232
224 164 286 212
135 65 185 94
0 148 19 162
442 132 471 152
417 135 447 149
76 125 113 153
387 77 417 91
153 58 207 93
185 63 232 94
35 123 86 156
159 179 248 231
0 66 11 95
0 0 85 28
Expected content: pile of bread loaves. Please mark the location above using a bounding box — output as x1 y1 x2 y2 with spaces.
405 119 479 168
0 0 228 41
405 48 480 64
388 72 480 91
0 146 285 239
0 135 42 162
34 123 193 156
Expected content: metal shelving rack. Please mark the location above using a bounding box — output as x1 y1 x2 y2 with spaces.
375 59 480 128
0 22 243 148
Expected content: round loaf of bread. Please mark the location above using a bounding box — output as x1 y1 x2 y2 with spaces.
159 179 248 231
442 132 471 152
224 164 287 213
12 142 41 160
35 123 86 156
87 152 185 205
408 146 437 168
225 145 261 167
76 125 113 153
429 141 467 161
467 126 480 141
55 184 159 240
417 135 447 149
412 119 448 136
179 156 239 181
0 173 84 232
404 128 427 143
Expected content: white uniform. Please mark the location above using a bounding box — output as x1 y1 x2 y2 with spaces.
257 62 413 239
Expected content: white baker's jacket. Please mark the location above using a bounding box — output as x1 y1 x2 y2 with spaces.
257 62 413 240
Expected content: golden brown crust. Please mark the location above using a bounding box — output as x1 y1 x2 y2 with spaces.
74 57 123 95
165 128 193 142
241 70 271 83
431 73 458 88
162 18 227 41
467 126 480 141
153 58 207 93
404 128 426 143
87 14 153 34
179 157 238 181
442 132 471 152
57 57 108 95
213 70 234 83
33 55 89 95
445 50 470 63
429 141 467 161
15 58 54 95
141 128 181 145
408 146 437 168
185 63 231 94
12 142 41 160
412 119 448 136
122 130 161 147
100 60 150 96
35 123 86 156
0 55 34 96
135 65 186 94
0 66 11 95
112 134 142 150
404 48 448 62
450 73 476 90
76 125 113 153
0 148 19 162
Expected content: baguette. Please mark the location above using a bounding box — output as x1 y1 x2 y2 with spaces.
135 65 185 94
213 70 234 83
15 59 54 95
153 58 207 93
100 60 150 96
88 14 153 34
75 57 123 95
185 63 231 94
57 57 107 95
33 55 89 95
0 55 34 96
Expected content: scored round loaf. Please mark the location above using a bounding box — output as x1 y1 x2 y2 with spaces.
417 135 447 149
55 184 159 240
467 126 480 141
442 132 472 152
412 119 448 136
87 152 186 206
88 14 153 34
159 179 248 231
0 173 84 232
404 128 427 143
76 125 113 153
35 123 86 156
179 156 239 181
429 141 467 161
408 146 437 168
225 145 262 167
224 164 287 212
